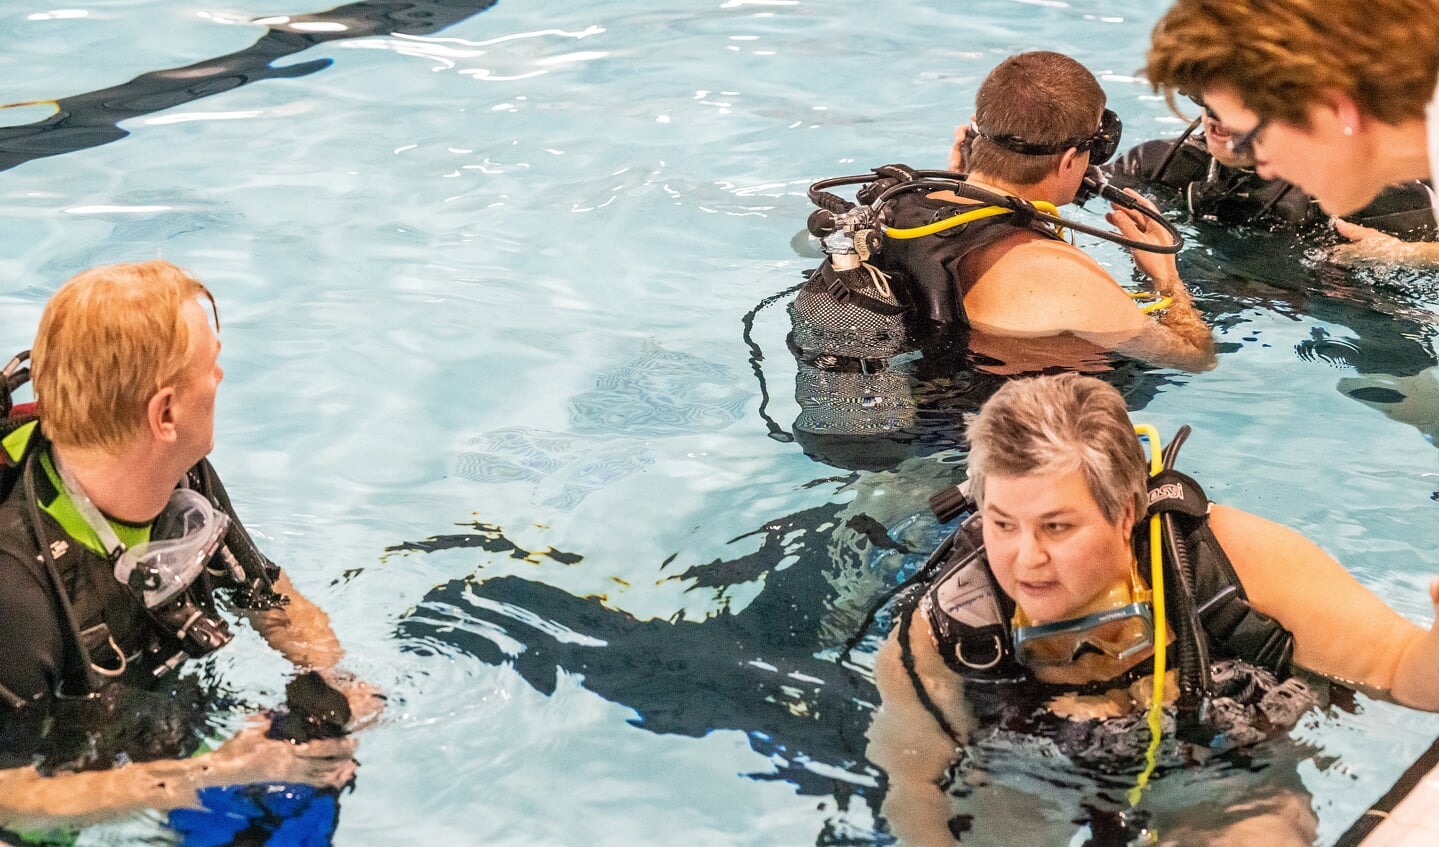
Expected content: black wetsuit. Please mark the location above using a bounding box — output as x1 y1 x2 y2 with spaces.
0 421 280 715
1104 133 1436 238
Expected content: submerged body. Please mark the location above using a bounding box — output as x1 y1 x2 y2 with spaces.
865 374 1439 845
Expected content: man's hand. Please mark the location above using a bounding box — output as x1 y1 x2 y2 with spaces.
318 669 387 731
948 123 970 172
1106 189 1183 290
209 718 359 793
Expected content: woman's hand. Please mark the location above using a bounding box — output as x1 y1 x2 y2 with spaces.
1330 218 1423 265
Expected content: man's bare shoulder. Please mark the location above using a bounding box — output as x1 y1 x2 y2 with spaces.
977 232 1113 291
964 232 1141 336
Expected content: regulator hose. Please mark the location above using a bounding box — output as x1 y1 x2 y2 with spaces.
1158 425 1214 741
807 168 1184 254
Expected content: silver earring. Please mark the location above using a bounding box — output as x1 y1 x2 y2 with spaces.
1343 125 1355 136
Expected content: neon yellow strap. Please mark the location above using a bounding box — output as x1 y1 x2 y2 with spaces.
1128 291 1173 314
1129 424 1167 806
884 199 1061 240
3 419 37 462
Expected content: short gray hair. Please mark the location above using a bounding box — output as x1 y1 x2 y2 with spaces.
966 374 1147 526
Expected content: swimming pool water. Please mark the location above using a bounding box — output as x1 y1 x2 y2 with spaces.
4 1 1439 844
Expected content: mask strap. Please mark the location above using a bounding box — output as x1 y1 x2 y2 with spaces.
52 456 131 568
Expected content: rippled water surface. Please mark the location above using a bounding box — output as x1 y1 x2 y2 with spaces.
4 1 1439 845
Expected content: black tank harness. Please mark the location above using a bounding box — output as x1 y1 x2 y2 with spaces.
801 165 1183 340
871 433 1293 745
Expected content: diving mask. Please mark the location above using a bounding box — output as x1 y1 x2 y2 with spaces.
55 459 229 609
1011 571 1155 668
119 488 230 608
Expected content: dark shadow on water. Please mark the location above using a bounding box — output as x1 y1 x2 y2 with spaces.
0 0 499 173
394 501 897 842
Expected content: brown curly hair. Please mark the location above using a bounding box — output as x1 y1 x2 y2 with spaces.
1146 0 1439 127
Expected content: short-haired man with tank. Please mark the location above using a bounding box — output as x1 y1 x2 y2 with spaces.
887 51 1216 373
0 261 377 834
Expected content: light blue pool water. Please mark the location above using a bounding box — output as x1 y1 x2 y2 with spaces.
4 1 1439 844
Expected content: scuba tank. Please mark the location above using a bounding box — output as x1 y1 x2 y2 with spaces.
788 170 918 468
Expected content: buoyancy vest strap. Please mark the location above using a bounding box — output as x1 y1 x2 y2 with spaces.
898 599 966 745
816 262 910 316
1145 469 1210 519
2 419 35 462
1188 528 1294 675
1142 470 1296 678
21 457 106 698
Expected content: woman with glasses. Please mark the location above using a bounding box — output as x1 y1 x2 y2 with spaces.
865 373 1439 845
1103 98 1435 252
1145 0 1439 267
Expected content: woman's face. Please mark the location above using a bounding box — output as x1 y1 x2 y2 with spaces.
981 466 1135 624
1201 85 1380 217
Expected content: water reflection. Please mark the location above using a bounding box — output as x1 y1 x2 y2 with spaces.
393 472 955 842
0 0 500 172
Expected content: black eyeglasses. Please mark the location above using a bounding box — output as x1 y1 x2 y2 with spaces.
971 108 1124 166
1226 118 1269 159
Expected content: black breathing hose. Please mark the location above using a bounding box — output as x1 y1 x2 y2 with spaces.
1158 425 1214 739
807 168 1184 254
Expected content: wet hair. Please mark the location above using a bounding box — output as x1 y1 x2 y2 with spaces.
1146 0 1439 127
32 260 218 452
966 373 1147 527
968 51 1107 186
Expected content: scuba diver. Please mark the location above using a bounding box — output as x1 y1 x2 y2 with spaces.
786 51 1204 470
0 262 378 842
864 373 1439 845
799 51 1213 376
1098 96 1437 253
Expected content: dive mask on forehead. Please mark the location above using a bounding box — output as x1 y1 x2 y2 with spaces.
971 108 1124 166
1011 568 1154 668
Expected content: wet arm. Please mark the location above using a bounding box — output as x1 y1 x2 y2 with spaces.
977 240 1215 372
0 721 356 830
242 570 344 671
1208 505 1439 709
1106 197 1216 371
866 613 971 847
1331 219 1439 268
242 571 385 726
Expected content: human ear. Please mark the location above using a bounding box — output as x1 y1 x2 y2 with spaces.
148 386 178 443
1317 89 1364 136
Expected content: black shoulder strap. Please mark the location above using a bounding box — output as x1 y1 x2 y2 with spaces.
18 447 107 699
1145 468 1210 519
1143 470 1295 677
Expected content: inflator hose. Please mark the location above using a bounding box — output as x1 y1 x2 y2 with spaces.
1158 426 1214 738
